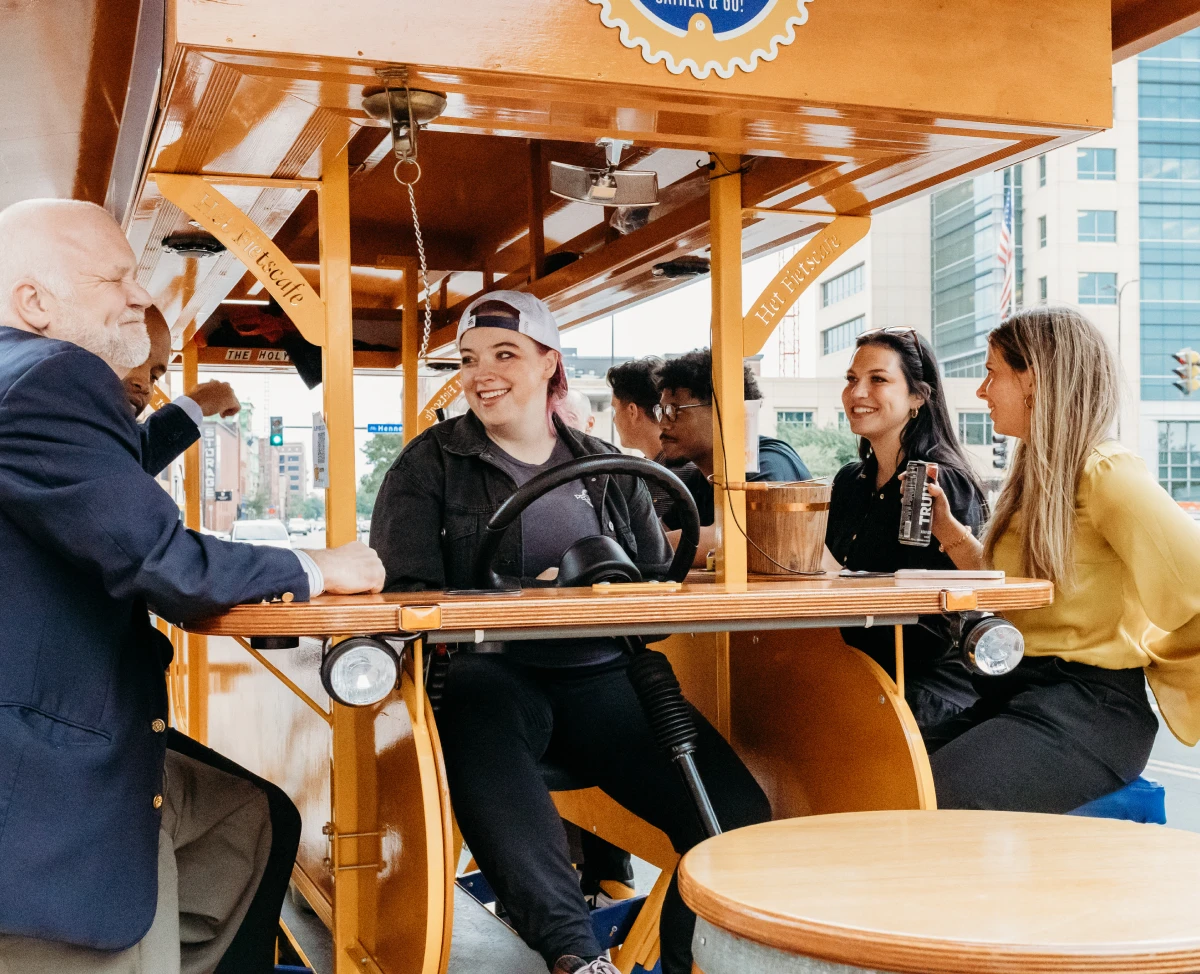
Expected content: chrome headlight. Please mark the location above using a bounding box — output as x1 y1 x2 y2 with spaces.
320 636 399 707
962 616 1025 676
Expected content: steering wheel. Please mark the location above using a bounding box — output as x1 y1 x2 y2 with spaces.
472 455 700 590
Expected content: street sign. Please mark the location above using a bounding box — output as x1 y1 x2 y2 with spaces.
367 423 403 434
214 490 232 501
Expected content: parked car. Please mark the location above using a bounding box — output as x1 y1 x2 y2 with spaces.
287 517 310 535
229 519 293 549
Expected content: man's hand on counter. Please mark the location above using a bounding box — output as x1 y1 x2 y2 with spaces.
308 541 386 595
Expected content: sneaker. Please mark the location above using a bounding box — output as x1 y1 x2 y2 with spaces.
552 955 620 974
583 878 638 910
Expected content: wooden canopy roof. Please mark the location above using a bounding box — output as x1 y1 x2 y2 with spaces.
3 0 1197 361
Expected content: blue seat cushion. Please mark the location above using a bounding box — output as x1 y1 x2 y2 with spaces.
1068 776 1166 824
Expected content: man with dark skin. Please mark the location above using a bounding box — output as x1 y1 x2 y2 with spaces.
123 306 243 475
125 306 240 418
657 348 810 564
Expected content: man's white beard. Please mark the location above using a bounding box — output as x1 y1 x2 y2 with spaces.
55 303 150 375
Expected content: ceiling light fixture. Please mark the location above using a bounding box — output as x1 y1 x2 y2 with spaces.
550 138 659 208
162 231 225 257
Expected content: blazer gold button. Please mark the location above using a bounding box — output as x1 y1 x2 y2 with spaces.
151 719 166 733
153 794 163 810
282 591 294 603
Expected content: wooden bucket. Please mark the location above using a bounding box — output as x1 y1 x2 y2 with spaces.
743 481 831 575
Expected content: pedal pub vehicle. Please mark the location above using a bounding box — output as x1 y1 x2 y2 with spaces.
8 0 1200 972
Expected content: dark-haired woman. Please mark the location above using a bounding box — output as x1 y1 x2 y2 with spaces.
370 292 769 974
823 327 988 730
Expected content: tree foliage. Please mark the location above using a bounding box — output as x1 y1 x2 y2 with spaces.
357 433 404 516
776 424 860 479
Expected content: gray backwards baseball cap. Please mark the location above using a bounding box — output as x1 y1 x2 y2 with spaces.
456 290 561 352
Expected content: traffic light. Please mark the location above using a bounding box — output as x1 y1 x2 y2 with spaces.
992 433 1009 470
269 415 283 447
1173 348 1200 396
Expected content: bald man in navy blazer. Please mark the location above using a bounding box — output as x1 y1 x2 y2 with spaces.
0 198 384 973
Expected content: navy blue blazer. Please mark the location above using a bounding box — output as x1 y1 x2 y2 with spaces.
0 327 308 950
140 402 201 477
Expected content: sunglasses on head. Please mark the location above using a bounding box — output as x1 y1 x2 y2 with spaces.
858 326 919 342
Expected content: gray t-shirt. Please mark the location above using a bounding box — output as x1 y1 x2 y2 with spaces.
487 435 624 668
488 438 602 577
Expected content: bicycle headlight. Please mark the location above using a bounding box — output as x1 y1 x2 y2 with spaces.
320 636 399 707
961 616 1025 677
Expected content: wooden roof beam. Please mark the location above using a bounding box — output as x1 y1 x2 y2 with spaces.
1113 0 1200 61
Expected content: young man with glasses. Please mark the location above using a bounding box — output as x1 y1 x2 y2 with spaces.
656 349 811 558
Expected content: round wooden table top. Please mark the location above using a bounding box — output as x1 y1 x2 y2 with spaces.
678 810 1200 974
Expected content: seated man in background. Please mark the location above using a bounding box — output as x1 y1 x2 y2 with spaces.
557 388 596 434
125 305 242 474
656 349 811 560
0 198 384 974
606 357 705 520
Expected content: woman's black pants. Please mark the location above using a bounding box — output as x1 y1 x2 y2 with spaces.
436 652 771 973
924 656 1158 812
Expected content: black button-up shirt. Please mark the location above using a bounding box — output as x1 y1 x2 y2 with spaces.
826 453 986 722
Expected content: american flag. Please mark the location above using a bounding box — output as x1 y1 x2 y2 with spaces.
997 184 1015 319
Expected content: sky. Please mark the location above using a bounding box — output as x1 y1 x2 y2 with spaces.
177 247 795 483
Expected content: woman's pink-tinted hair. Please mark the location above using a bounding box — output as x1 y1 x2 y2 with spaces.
542 342 568 433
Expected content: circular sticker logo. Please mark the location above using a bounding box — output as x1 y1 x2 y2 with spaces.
591 0 815 79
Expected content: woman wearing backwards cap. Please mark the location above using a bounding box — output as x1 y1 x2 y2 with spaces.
370 292 769 974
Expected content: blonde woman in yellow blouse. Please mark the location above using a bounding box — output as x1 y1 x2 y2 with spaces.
923 305 1200 811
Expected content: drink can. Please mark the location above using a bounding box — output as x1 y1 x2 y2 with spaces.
898 460 933 547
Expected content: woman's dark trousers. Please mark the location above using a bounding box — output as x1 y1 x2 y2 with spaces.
436 653 771 973
924 656 1157 812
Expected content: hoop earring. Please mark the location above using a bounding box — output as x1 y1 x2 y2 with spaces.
1024 395 1033 410
909 407 919 419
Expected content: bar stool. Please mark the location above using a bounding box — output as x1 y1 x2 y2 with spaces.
678 810 1200 974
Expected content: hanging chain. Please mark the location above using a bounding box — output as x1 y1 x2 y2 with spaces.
385 68 433 362
404 177 433 361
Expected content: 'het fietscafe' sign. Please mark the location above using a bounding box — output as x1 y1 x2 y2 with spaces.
151 173 327 348
741 215 871 357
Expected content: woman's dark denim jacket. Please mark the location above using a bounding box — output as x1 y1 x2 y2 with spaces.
370 410 673 592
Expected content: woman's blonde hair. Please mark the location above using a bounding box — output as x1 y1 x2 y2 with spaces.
983 306 1118 590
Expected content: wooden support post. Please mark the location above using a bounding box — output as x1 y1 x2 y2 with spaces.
528 140 545 282
318 130 357 548
181 339 208 744
403 259 420 444
894 625 906 699
319 128 380 974
709 152 748 591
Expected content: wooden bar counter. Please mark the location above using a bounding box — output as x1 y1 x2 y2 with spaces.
185 574 1053 640
184 575 1052 973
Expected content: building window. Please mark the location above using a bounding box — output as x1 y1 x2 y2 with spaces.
1159 421 1200 500
1078 148 1117 180
777 411 815 436
287 464 300 472
837 411 850 430
289 474 300 482
1038 276 1048 301
1082 211 1120 244
820 263 865 307
821 314 866 355
1078 209 1117 243
958 411 995 446
1038 154 1046 187
1079 271 1118 304
1038 215 1047 248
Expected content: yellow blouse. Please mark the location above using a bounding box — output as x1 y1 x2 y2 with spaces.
992 442 1200 745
